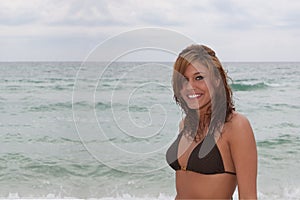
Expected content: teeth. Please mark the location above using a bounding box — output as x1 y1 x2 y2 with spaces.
188 94 201 99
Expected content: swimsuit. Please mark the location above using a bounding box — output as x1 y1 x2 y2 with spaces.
166 132 236 175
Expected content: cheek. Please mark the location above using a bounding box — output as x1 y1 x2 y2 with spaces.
179 83 186 93
179 88 185 98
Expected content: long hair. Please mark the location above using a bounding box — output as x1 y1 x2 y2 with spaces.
172 44 234 141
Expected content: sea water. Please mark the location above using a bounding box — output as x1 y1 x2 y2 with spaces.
0 62 299 199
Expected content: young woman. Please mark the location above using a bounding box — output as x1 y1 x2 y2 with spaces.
166 44 257 199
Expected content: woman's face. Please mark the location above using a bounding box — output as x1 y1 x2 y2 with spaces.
180 62 213 111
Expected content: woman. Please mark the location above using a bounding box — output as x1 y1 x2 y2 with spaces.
166 44 257 199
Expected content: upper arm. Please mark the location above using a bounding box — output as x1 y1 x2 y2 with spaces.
229 114 257 199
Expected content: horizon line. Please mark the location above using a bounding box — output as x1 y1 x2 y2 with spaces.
1 60 300 63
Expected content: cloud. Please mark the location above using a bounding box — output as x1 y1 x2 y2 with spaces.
0 0 300 61
0 0 40 25
228 0 300 29
1 0 299 29
0 0 183 27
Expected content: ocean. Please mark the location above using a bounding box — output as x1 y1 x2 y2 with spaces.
0 62 299 199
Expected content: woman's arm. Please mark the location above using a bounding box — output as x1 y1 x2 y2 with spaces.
229 113 258 199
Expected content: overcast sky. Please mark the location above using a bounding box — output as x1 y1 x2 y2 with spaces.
1 0 300 62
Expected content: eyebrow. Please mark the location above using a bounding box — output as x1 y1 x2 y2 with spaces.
193 72 205 75
184 71 206 78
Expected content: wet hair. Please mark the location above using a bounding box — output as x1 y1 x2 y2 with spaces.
172 44 235 141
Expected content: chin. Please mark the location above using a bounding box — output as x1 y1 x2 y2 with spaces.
186 100 211 111
186 103 201 110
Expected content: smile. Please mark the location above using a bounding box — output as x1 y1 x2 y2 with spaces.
187 94 202 99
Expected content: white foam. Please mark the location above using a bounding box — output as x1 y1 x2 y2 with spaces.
4 193 173 200
94 193 173 200
4 188 300 200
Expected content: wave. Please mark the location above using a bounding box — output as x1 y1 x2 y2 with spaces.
28 102 73 112
3 193 174 199
1 133 82 145
27 101 130 112
230 82 269 91
257 134 300 150
0 152 108 179
34 84 74 90
95 102 141 111
28 136 82 144
4 189 300 200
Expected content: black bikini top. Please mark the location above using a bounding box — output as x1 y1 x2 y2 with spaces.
166 132 236 175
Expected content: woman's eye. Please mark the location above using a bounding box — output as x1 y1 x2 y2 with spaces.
195 76 204 80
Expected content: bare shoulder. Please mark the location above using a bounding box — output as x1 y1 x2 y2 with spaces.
229 112 251 129
223 112 255 144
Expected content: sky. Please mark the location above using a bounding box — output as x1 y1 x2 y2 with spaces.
0 0 300 62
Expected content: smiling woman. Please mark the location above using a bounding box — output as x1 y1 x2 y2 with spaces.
166 44 257 199
179 63 212 111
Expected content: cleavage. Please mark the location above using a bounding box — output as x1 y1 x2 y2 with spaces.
177 135 204 169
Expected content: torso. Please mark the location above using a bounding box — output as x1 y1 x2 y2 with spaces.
167 114 238 199
175 171 236 199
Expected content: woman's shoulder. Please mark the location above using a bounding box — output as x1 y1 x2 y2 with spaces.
223 111 254 142
228 111 251 128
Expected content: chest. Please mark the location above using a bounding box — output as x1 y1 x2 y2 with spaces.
177 134 230 171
